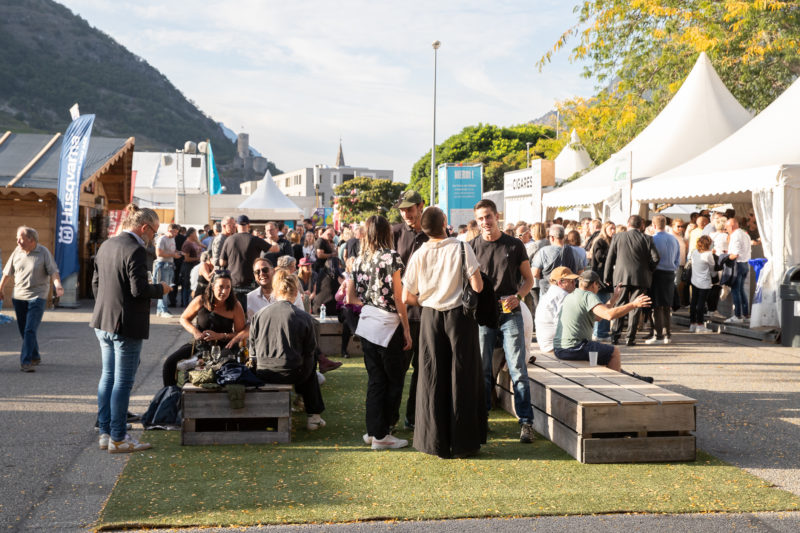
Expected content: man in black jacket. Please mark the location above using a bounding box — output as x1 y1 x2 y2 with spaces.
603 215 660 346
91 204 171 453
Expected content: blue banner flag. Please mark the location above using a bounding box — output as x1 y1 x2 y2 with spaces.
207 142 223 195
55 114 95 280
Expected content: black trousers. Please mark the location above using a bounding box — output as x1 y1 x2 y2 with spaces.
611 285 647 343
163 343 194 386
256 359 325 415
403 320 421 426
690 284 710 324
362 325 407 440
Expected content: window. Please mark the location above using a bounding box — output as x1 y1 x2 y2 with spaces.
190 157 202 168
320 193 325 205
285 178 290 188
294 175 302 185
342 174 354 183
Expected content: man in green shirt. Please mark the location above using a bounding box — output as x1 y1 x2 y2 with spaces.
554 271 650 371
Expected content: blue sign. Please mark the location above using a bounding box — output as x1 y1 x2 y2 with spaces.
437 164 483 227
55 114 95 280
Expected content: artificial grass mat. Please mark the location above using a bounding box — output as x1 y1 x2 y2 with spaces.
98 359 800 529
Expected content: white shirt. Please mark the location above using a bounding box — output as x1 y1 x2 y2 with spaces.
403 237 480 311
710 231 728 255
727 228 751 263
246 287 304 320
534 284 569 353
689 250 716 290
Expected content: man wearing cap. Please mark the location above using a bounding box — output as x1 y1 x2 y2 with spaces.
392 189 428 430
534 266 578 353
554 270 651 378
219 215 271 313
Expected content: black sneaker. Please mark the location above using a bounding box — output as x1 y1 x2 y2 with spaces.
625 339 637 346
127 411 141 423
629 371 654 384
520 423 535 443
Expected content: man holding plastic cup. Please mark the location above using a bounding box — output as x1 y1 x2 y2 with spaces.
553 271 653 382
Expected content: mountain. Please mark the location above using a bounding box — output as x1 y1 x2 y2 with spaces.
0 0 248 166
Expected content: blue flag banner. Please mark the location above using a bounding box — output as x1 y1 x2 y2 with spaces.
207 142 223 195
55 114 95 280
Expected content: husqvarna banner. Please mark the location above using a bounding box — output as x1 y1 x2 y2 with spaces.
55 113 95 280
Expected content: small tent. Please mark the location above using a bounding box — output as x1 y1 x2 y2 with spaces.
554 129 593 184
541 52 752 220
212 170 303 221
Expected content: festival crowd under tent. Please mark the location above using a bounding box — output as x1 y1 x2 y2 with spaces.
554 129 593 184
633 74 800 329
542 52 752 222
219 170 303 222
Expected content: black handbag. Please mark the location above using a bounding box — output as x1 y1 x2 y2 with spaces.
460 242 479 318
681 265 691 283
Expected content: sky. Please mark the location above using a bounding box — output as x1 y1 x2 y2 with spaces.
58 0 595 182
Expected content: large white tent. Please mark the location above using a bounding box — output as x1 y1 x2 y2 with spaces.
633 75 800 328
542 53 752 217
554 129 593 184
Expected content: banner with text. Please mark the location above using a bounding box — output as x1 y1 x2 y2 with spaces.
55 114 95 280
437 164 483 227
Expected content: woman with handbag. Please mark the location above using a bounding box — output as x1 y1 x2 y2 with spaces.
402 207 487 458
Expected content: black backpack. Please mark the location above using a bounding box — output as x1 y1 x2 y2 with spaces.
141 386 183 430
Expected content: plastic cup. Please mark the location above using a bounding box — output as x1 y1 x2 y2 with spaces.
589 351 599 366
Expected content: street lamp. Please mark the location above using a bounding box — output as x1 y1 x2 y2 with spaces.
526 142 532 168
430 40 441 206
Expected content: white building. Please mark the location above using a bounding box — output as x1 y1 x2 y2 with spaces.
266 142 393 215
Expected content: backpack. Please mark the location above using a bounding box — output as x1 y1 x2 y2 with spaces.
141 386 183 430
542 245 578 279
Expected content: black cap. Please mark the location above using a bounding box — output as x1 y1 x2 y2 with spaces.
236 214 250 225
579 270 607 290
395 190 424 208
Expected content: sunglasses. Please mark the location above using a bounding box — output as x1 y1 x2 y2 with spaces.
214 269 230 276
253 267 272 275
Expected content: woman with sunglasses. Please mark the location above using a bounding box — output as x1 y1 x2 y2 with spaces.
161 270 246 386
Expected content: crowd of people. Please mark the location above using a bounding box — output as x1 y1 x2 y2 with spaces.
0 193 759 457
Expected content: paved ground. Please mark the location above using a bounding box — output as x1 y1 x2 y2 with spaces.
1 302 798 531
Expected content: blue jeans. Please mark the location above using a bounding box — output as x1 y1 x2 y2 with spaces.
152 261 174 313
592 291 612 338
95 329 143 441
478 311 533 425
12 297 46 366
731 262 749 318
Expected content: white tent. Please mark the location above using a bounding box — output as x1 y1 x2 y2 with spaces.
542 52 752 217
633 75 800 328
132 151 208 207
212 170 303 221
554 129 593 184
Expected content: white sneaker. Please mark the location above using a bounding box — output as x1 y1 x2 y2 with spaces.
371 434 408 450
663 337 671 345
724 316 743 324
307 414 326 430
643 336 659 345
157 311 174 318
695 325 712 333
108 434 152 454
689 324 697 332
363 433 373 445
99 433 110 450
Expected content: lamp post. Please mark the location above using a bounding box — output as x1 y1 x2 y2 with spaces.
526 142 532 168
430 40 441 206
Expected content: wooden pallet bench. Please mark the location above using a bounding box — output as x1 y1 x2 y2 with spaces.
495 350 696 463
317 317 363 356
181 383 292 445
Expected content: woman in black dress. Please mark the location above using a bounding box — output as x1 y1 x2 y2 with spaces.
402 207 486 458
161 270 246 386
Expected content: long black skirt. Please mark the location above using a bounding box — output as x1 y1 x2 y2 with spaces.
414 305 487 458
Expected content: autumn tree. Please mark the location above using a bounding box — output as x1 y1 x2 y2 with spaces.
334 177 405 224
540 0 800 164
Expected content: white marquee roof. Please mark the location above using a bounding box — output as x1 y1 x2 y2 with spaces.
554 129 593 184
543 52 752 208
236 170 303 219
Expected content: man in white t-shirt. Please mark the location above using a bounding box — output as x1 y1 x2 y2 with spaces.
725 217 752 324
534 266 578 353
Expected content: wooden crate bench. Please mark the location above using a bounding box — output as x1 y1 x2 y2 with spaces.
317 317 363 356
494 350 696 463
181 383 292 445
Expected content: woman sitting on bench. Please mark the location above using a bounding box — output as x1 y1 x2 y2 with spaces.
162 269 246 386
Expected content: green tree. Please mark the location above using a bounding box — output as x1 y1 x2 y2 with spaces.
407 123 554 203
334 177 406 224
539 0 800 166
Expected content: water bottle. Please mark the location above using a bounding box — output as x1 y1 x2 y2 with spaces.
319 306 327 320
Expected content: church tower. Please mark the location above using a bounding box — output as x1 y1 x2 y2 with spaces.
335 138 346 167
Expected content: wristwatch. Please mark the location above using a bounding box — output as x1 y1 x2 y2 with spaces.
515 293 523 301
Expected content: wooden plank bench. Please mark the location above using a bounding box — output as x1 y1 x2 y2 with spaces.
181 383 293 445
494 349 696 463
317 317 363 356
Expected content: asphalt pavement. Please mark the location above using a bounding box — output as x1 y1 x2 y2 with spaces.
1 302 798 532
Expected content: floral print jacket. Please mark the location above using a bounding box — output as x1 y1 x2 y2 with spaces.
352 249 404 313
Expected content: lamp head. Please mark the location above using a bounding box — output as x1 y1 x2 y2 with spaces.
432 40 441 49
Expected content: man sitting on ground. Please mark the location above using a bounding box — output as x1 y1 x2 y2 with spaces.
534 266 578 354
553 271 653 382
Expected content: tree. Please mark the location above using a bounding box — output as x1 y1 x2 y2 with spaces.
407 123 554 204
333 177 406 225
539 0 800 165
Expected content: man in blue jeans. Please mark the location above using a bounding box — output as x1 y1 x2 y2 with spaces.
153 223 181 318
470 199 536 443
91 204 170 453
0 226 64 372
725 217 752 324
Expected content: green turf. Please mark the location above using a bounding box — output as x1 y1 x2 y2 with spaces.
97 359 800 529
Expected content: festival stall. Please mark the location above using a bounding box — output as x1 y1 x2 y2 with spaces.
541 52 752 223
633 75 800 328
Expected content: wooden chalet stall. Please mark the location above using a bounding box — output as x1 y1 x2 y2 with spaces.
0 131 134 305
